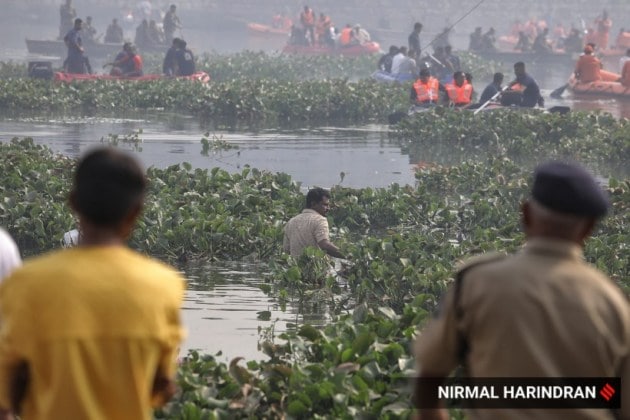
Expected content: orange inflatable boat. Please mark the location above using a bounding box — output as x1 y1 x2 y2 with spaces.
567 74 630 98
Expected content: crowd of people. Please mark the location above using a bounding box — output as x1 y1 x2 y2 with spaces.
288 5 371 48
61 2 194 77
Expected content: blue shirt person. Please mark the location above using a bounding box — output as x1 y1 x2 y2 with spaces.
478 72 503 104
174 39 195 76
510 62 544 108
63 18 91 74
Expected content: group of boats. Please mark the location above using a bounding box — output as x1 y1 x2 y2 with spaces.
25 21 630 101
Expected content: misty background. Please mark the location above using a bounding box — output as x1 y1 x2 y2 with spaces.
3 0 629 57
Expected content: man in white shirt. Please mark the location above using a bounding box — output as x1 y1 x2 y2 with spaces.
283 188 345 258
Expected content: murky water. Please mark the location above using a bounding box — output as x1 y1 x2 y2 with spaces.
2 0 629 359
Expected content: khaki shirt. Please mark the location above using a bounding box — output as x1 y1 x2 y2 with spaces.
282 209 329 257
415 238 630 419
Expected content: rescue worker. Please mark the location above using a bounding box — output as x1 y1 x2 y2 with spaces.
408 22 423 61
594 10 612 50
315 13 331 45
104 18 124 44
377 45 399 73
83 16 97 44
106 42 143 77
59 0 76 40
338 24 353 47
163 4 181 45
574 45 603 83
444 71 473 107
509 61 543 107
162 37 180 76
619 50 630 87
64 18 91 74
410 67 441 105
300 5 315 45
173 39 195 76
478 72 503 105
414 161 629 420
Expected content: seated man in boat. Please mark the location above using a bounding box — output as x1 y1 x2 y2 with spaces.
444 71 473 107
509 61 543 107
391 46 417 82
162 37 180 76
106 43 143 77
410 67 442 106
104 18 124 44
350 24 371 45
377 45 399 73
532 27 553 54
478 72 504 105
173 39 195 76
574 45 620 84
574 45 603 83
619 52 630 87
83 16 98 44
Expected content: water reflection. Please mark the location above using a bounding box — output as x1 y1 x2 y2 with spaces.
180 260 332 362
0 112 417 189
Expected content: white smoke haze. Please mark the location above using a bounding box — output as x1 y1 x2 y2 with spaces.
2 0 628 56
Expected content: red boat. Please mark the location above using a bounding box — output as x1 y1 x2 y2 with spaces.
282 41 381 56
53 71 211 83
567 74 630 98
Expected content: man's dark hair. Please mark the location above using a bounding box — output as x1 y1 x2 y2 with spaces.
72 148 147 226
305 187 330 208
514 61 525 69
493 72 504 83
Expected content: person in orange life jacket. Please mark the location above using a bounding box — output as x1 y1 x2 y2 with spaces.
300 5 315 45
315 13 331 45
444 71 473 107
410 67 442 105
106 42 139 76
338 24 353 46
122 44 143 77
574 45 603 83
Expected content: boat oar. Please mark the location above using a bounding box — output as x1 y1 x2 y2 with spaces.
473 85 508 115
550 83 569 99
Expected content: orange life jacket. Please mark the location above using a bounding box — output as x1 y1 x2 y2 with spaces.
339 27 352 45
575 54 602 83
316 16 331 36
445 82 473 105
413 77 440 103
301 9 314 26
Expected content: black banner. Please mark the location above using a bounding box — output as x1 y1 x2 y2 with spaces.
415 377 622 409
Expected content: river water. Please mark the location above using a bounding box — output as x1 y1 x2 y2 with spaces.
2 1 630 360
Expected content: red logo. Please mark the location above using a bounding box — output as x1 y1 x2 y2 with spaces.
600 383 615 401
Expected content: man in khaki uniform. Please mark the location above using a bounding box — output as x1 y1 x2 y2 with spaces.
414 161 629 419
283 187 345 259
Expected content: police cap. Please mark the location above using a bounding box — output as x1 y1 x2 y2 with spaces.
532 161 610 217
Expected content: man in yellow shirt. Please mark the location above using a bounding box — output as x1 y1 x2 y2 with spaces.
0 148 185 419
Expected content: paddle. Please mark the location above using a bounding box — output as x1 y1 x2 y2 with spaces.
474 85 508 115
550 83 569 99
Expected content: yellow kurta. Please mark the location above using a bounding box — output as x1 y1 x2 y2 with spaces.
0 246 185 420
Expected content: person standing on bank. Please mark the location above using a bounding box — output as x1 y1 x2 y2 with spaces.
283 187 345 259
413 161 629 420
0 148 185 419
